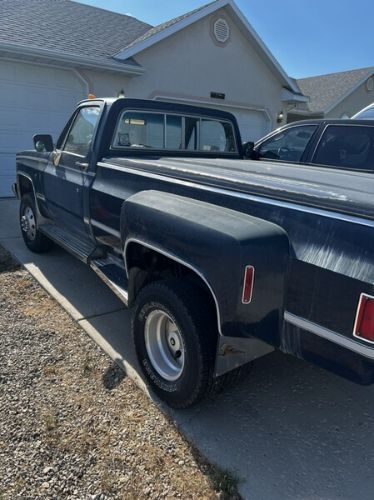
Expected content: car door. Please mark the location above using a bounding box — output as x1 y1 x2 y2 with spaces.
310 124 374 172
255 124 318 163
43 105 101 236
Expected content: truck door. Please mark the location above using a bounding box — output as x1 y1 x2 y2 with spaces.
43 106 100 237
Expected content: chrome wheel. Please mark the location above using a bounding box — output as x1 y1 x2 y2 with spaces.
21 206 37 241
144 309 185 381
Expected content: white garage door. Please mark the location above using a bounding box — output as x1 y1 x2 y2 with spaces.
0 61 87 197
231 108 270 143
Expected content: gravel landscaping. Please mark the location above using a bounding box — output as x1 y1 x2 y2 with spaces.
0 246 240 499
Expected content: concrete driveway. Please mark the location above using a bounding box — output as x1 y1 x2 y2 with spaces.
1 198 373 500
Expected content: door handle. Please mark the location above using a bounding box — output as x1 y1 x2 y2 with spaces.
76 161 89 172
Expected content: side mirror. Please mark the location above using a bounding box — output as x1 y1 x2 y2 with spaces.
33 134 54 153
242 141 255 159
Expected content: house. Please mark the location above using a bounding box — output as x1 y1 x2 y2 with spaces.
287 67 374 122
0 0 306 197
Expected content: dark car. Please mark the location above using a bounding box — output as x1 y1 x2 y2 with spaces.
248 119 374 172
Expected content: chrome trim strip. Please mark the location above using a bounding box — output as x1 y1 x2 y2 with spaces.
124 237 223 335
284 311 374 359
91 219 121 238
353 293 374 345
98 161 374 228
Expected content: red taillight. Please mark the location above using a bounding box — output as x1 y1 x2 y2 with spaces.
242 265 255 304
353 294 374 343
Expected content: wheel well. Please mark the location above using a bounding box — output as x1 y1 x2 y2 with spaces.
126 242 218 327
18 175 34 198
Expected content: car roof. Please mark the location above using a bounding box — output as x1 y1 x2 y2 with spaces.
255 118 374 146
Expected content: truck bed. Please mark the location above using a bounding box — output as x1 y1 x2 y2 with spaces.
105 157 374 222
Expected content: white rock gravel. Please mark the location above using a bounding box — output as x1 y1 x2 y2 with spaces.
0 247 239 499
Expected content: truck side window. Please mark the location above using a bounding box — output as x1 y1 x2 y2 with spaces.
312 125 374 171
258 125 317 162
63 107 100 157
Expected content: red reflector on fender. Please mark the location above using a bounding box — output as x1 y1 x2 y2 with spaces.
242 265 255 304
353 294 374 343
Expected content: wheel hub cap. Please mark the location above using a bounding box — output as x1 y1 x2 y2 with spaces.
144 310 185 381
21 206 37 241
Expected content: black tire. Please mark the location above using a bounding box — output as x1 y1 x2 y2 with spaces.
20 193 53 253
132 279 217 409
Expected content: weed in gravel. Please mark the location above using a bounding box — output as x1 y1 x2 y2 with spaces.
42 411 58 432
82 354 97 376
209 467 241 499
102 362 126 390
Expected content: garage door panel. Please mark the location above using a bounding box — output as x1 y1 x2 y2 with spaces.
0 154 16 197
0 60 86 197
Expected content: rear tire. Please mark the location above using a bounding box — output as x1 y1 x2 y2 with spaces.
132 279 217 409
20 193 52 253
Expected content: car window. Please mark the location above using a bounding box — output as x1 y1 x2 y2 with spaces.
312 125 374 171
353 107 374 120
257 125 317 162
63 107 100 157
112 111 238 153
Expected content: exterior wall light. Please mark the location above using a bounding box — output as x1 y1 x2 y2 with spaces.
117 89 125 98
277 111 284 123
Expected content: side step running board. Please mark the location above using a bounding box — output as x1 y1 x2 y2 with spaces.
90 257 129 306
40 224 105 263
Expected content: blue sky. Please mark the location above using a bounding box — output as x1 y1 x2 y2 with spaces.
77 0 373 78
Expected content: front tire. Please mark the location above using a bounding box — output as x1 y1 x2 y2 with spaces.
132 279 217 409
20 193 52 253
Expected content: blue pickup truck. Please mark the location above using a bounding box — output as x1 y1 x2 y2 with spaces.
14 97 374 408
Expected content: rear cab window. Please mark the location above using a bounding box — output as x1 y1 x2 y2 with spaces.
312 124 374 172
111 110 238 155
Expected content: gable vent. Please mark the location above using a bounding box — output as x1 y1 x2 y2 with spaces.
213 18 230 44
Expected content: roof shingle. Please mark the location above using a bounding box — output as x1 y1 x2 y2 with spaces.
0 0 151 66
297 67 374 112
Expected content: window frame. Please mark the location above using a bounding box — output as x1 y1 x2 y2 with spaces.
110 109 238 155
256 123 319 163
310 123 374 172
58 104 101 158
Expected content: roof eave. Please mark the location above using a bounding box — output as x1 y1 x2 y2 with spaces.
281 88 309 103
0 41 145 76
113 0 300 94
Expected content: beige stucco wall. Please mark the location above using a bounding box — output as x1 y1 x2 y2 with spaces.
120 8 285 133
325 78 374 118
77 68 132 99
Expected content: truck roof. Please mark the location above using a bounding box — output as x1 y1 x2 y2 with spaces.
76 97 238 122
